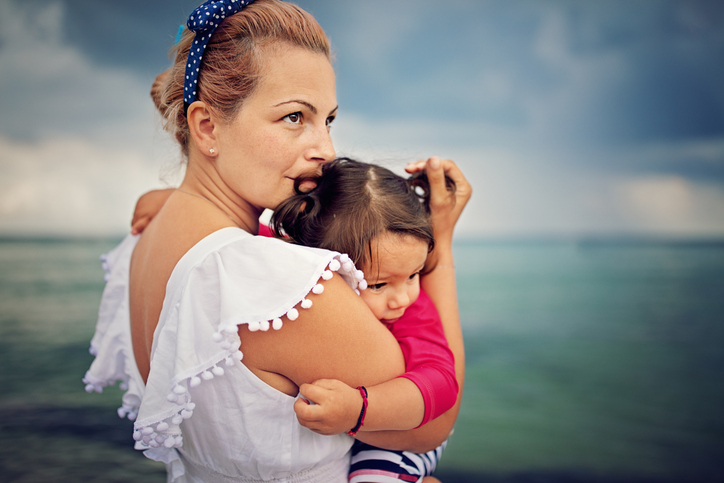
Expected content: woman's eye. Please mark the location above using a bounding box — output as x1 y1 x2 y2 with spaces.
325 116 335 127
369 282 386 290
283 112 302 124
409 272 421 281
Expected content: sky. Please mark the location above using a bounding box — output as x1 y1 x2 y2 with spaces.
1 0 723 238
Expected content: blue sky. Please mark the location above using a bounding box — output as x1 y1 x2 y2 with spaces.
1 0 722 237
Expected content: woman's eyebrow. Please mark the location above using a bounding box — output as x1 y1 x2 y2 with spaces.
273 100 339 116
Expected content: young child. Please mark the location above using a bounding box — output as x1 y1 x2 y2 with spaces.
130 158 459 483
271 157 458 483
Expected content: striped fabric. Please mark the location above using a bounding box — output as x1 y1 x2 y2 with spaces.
348 440 447 483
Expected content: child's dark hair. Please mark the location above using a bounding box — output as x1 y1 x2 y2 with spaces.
271 158 452 269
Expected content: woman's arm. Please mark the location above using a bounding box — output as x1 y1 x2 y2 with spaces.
355 157 471 452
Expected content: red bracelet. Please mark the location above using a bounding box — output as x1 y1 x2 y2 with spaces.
346 386 368 436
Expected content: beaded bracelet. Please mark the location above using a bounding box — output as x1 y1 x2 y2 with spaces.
347 386 368 436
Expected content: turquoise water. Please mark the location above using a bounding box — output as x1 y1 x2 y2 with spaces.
0 238 722 482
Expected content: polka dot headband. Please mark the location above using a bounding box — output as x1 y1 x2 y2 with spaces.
183 0 257 115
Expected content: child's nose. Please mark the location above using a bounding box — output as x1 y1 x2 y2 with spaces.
388 289 410 310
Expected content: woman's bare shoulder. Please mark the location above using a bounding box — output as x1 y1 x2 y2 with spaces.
240 274 405 389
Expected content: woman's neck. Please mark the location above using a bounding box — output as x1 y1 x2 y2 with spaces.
182 159 261 235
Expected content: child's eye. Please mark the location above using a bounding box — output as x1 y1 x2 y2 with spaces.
283 112 302 124
409 272 421 281
369 282 386 290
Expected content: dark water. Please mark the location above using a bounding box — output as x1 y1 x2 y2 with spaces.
0 238 722 482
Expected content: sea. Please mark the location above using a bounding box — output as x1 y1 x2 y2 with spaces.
0 237 722 482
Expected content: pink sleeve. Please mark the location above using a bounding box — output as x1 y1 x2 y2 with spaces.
389 289 459 427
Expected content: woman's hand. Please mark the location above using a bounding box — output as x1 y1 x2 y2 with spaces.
294 379 362 436
406 156 472 271
131 188 175 235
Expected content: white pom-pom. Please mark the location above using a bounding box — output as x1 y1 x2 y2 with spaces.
156 422 169 432
181 409 193 419
272 318 283 330
355 289 360 295
172 414 184 425
301 298 312 309
190 376 201 388
222 324 237 334
343 261 354 272
225 356 234 367
260 320 270 331
142 427 154 435
321 270 333 280
328 259 341 271
164 436 177 448
287 308 299 321
220 340 231 350
133 430 142 441
167 393 178 403
212 366 224 376
234 350 244 361
149 439 160 448
355 270 365 281
248 321 261 332
85 384 95 393
358 280 368 290
117 407 128 418
201 371 214 381
212 332 223 343
119 382 129 390
128 411 137 421
175 435 183 446
312 284 324 295
186 402 196 411
340 254 350 263
173 385 186 395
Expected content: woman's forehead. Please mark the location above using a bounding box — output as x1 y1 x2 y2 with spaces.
253 44 336 107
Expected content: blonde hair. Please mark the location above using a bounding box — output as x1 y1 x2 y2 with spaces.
151 0 331 155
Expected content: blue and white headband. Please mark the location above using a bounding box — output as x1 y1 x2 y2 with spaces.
183 0 257 114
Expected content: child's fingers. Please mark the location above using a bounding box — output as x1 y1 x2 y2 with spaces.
131 215 151 235
294 396 321 423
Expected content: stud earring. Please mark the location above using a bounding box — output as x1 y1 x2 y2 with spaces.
209 148 215 155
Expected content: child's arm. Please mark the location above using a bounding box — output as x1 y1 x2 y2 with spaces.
294 291 457 435
294 377 424 435
130 188 175 235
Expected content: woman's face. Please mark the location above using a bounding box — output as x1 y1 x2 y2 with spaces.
214 44 337 211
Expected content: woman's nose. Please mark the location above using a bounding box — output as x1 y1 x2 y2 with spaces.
307 125 336 164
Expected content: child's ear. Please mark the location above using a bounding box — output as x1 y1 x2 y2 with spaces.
186 101 217 155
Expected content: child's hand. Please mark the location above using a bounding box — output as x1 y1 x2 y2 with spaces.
293 379 363 436
131 188 175 235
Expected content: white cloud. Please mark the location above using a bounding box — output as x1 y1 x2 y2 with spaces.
0 1 182 236
333 113 724 239
0 135 175 236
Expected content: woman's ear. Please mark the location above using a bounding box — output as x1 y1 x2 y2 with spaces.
186 101 217 156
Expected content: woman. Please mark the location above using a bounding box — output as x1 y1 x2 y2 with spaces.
84 1 471 481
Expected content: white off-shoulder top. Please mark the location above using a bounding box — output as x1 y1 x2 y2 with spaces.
84 227 365 482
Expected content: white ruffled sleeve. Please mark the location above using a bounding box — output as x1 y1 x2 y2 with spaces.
130 229 364 451
82 234 144 421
